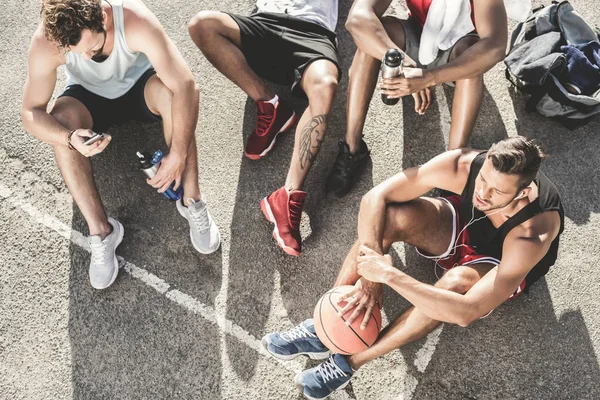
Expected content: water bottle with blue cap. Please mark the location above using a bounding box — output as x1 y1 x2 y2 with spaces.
137 150 183 201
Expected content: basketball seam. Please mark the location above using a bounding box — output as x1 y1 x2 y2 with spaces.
327 295 370 350
332 287 381 333
319 292 352 354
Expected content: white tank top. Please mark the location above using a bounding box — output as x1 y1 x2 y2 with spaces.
256 0 338 32
65 0 151 99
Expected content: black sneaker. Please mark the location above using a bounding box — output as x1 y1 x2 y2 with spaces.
325 140 369 198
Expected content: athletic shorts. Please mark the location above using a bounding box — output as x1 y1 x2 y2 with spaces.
392 16 480 86
58 68 162 133
225 12 341 97
416 195 527 299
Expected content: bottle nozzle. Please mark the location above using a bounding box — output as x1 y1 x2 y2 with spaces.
136 151 145 159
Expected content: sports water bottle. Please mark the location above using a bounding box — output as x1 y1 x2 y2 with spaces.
137 150 183 201
381 49 405 106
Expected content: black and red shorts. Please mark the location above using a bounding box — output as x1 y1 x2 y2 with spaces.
416 195 526 299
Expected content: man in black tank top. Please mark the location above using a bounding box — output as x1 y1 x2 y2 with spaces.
262 137 564 398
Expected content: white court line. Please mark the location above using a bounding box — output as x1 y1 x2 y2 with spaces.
414 325 443 373
0 182 304 376
1 180 440 399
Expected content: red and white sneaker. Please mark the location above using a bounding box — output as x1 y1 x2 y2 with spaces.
244 97 297 160
260 186 306 256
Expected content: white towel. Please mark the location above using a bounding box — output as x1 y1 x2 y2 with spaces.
419 0 474 65
418 0 533 66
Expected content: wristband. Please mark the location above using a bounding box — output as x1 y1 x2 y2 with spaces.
67 130 75 150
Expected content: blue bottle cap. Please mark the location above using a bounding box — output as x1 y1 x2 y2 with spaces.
151 149 163 165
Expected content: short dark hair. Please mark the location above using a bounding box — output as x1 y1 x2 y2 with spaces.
487 136 546 191
41 0 104 48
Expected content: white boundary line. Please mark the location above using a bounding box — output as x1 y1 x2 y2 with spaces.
1 180 441 399
0 182 303 375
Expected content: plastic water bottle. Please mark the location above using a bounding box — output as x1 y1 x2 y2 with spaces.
381 49 405 106
137 150 183 201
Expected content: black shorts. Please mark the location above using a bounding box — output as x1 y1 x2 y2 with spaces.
225 12 341 97
58 68 162 132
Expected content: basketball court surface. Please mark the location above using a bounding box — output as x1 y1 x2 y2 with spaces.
1 1 599 399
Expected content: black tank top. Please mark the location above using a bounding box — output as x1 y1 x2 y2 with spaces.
458 152 565 287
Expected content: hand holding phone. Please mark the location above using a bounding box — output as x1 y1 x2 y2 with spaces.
84 132 106 146
70 129 112 158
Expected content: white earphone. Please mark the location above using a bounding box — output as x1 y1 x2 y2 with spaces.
513 191 526 201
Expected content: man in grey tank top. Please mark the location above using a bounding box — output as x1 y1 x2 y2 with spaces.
21 0 221 290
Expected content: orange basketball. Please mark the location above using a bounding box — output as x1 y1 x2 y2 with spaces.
313 285 382 355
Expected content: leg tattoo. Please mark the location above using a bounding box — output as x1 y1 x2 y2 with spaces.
299 114 327 170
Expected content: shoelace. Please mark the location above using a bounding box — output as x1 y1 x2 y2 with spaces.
280 324 315 343
288 198 303 230
90 240 108 268
256 109 274 136
188 199 211 233
317 357 348 383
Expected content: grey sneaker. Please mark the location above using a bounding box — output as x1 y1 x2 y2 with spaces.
176 197 221 254
88 217 124 290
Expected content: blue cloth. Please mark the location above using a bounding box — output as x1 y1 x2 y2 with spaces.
560 41 600 95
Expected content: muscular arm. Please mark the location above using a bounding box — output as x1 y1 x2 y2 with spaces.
357 149 476 253
381 212 561 326
20 28 69 147
429 0 508 84
125 4 199 158
346 0 404 61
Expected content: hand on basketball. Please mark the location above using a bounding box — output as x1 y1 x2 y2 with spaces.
337 278 383 330
71 129 111 157
147 152 186 193
356 245 396 284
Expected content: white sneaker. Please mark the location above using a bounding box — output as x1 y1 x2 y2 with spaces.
176 197 221 254
88 217 124 290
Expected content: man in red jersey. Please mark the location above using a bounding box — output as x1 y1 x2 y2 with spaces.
325 0 509 198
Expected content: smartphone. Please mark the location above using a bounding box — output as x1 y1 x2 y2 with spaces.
84 132 105 146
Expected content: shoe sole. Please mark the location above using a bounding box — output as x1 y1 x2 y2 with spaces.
90 220 124 290
177 201 221 255
244 111 297 160
294 373 351 400
260 197 301 257
260 338 330 361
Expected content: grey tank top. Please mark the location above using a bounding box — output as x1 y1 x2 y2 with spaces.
65 0 151 99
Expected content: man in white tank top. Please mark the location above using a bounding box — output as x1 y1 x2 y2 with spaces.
21 0 221 290
188 0 340 257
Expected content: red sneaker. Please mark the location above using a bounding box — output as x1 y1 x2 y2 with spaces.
260 187 306 256
244 98 297 160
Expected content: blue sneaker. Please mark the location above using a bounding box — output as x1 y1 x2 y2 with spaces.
261 319 330 361
295 353 353 400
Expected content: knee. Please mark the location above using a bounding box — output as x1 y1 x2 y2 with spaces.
450 36 480 61
435 267 476 294
147 77 174 117
308 72 339 99
50 106 84 131
188 10 221 44
380 16 406 50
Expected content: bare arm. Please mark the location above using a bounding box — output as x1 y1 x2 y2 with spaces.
429 0 508 84
346 0 404 61
357 212 561 326
20 28 68 147
125 5 199 158
357 149 477 253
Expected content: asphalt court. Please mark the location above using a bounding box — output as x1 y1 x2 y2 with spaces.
1 1 599 399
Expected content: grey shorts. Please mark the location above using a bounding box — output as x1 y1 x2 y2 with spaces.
392 16 479 86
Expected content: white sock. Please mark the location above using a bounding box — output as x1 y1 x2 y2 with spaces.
267 94 278 105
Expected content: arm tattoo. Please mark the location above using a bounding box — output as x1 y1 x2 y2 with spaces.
299 114 327 170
